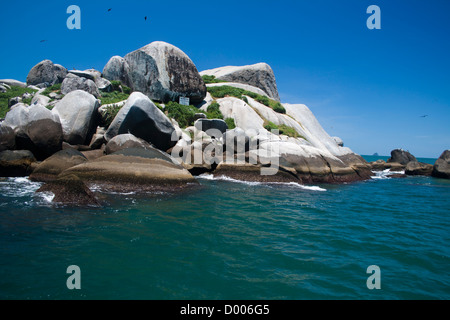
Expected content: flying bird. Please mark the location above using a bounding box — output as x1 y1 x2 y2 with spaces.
145 16 148 21
40 40 47 43
108 8 112 12
420 115 429 118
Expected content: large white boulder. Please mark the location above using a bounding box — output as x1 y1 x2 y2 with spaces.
52 90 100 145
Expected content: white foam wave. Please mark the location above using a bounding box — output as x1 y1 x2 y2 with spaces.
371 169 405 180
0 177 42 197
39 191 55 203
196 174 326 191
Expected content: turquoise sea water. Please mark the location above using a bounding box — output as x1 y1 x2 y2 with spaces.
0 156 449 300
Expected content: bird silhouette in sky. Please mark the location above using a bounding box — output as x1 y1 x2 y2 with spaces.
108 8 112 12
40 40 47 43
145 16 148 21
420 115 429 118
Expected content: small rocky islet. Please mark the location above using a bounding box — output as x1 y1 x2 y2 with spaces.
0 41 448 205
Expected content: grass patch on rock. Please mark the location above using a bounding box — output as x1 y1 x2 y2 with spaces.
202 75 227 84
0 86 37 118
101 81 131 105
41 83 62 97
207 85 286 114
264 120 306 140
206 101 224 120
165 101 199 129
225 117 236 130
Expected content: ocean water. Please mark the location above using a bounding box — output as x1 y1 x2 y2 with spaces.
0 158 449 300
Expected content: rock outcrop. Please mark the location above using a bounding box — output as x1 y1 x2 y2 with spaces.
387 149 417 165
200 63 280 102
432 150 450 179
102 56 131 87
60 147 197 193
0 124 15 152
105 134 152 155
194 119 228 137
0 79 27 88
4 104 63 160
105 92 177 152
405 161 433 176
52 90 100 146
0 150 36 177
61 75 101 98
104 41 206 104
26 60 68 87
36 174 100 206
30 149 88 182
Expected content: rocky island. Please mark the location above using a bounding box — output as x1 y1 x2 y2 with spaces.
1 41 448 205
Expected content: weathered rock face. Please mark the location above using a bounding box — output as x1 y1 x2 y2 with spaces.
4 104 63 160
26 104 64 159
200 63 280 101
102 56 130 87
61 75 101 98
405 161 433 176
432 150 450 179
105 134 152 155
122 41 206 104
194 119 228 137
68 69 112 92
60 147 197 193
387 149 417 165
105 92 177 151
0 79 27 88
0 150 36 177
53 90 100 146
26 60 68 87
0 124 15 152
36 174 100 206
29 149 88 182
332 136 344 147
196 97 372 184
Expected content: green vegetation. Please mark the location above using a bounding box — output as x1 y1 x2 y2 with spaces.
206 102 223 120
110 80 131 95
165 101 199 128
207 85 286 114
225 117 236 130
264 120 306 140
100 81 132 105
100 91 130 105
202 75 226 84
41 83 62 97
0 86 37 118
263 121 278 132
103 103 123 128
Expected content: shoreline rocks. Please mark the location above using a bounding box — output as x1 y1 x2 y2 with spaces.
0 150 36 177
29 149 88 182
59 147 198 193
432 150 450 179
37 174 100 207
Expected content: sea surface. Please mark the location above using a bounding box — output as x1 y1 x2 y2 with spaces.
0 156 449 300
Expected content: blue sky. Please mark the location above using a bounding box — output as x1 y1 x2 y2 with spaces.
1 0 449 157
